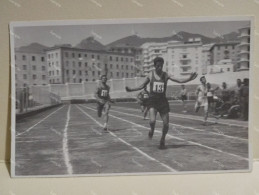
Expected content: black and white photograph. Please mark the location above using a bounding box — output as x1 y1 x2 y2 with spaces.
10 17 253 177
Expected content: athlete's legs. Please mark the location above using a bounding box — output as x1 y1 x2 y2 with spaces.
204 102 209 125
143 106 149 119
97 103 103 118
148 107 157 138
195 100 201 113
103 102 111 130
159 112 169 149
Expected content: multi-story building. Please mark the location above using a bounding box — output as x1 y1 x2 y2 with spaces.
209 42 239 68
201 44 214 75
15 49 48 88
107 45 144 76
46 46 136 84
207 59 234 74
236 26 250 71
141 38 204 78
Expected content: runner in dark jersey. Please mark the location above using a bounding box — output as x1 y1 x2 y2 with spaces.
95 75 114 131
125 57 197 149
137 87 150 120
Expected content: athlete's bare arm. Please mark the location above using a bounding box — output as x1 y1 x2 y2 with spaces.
167 72 197 83
125 76 150 92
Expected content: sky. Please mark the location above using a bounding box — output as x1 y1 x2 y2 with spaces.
13 20 250 48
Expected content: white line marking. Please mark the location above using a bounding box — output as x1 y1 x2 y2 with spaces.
83 105 248 161
91 157 102 167
110 106 248 142
16 106 65 137
91 126 102 135
76 105 176 172
63 104 73 175
114 105 248 128
132 157 143 167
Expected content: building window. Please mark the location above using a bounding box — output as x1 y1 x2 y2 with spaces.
49 62 51 67
66 70 69 75
92 54 95 59
126 58 128 62
122 72 124 77
116 64 119 69
85 71 88 75
73 70 76 74
72 53 75 58
110 72 113 78
41 57 45 62
92 71 95 76
73 61 75 67
79 70 82 76
56 53 58 58
131 73 134 77
23 65 27 70
117 72 119 77
51 53 54 58
97 55 100 60
92 79 95 81
66 61 69 66
130 58 133 62
49 71 51 76
98 71 100 76
131 66 133 70
110 64 113 69
73 78 76 83
116 57 119 62
126 73 129 78
56 70 59 75
78 53 81 58
126 65 128 70
85 54 87 57
110 56 112 61
42 66 45 71
32 56 35 61
121 65 124 69
85 62 88 67
227 68 230 71
65 52 68 57
42 75 46 80
154 49 160 53
33 75 37 80
121 57 124 61
22 55 26 60
78 62 82 67
23 74 27 79
79 79 82 83
56 61 59 66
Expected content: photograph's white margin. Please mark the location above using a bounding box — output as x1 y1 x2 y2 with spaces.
9 15 254 178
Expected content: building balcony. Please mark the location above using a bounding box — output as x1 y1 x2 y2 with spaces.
180 64 192 68
237 34 250 39
237 42 250 47
237 58 249 63
180 71 192 75
180 57 191 61
238 50 250 55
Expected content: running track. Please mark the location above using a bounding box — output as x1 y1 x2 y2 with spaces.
15 103 249 176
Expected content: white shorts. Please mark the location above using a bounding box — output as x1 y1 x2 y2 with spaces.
195 96 208 111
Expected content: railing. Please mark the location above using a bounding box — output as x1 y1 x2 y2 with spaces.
16 86 61 114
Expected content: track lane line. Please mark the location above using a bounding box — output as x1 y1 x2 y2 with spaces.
83 105 248 162
63 104 73 175
113 105 248 128
16 105 65 137
109 106 248 142
76 105 177 172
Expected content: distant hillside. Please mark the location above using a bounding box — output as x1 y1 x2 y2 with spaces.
15 43 49 53
75 36 105 51
107 31 240 48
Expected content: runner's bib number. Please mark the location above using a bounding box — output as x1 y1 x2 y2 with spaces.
101 90 108 97
153 82 164 93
